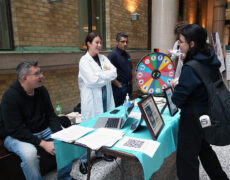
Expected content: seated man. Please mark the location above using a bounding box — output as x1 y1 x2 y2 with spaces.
1 61 73 180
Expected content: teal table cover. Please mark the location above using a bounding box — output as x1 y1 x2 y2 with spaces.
54 104 180 180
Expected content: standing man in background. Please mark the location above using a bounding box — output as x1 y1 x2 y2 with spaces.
108 32 133 107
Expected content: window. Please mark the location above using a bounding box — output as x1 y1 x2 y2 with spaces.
79 0 106 50
0 0 14 50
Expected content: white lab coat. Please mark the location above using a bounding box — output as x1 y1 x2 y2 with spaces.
78 52 117 122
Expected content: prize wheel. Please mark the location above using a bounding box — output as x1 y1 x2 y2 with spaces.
135 52 175 96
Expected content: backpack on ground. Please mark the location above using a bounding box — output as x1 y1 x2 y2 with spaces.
186 60 230 146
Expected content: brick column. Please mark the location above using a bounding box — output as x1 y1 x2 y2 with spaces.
151 0 177 53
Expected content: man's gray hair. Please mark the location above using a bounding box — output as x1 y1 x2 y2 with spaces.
116 32 128 42
16 61 38 81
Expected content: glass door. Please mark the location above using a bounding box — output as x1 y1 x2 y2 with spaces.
79 0 105 50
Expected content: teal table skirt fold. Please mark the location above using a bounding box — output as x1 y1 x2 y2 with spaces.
54 140 86 170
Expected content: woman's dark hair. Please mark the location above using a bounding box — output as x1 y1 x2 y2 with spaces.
85 32 102 50
174 21 188 39
179 24 213 62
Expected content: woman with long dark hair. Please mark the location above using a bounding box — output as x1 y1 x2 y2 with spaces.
172 24 228 180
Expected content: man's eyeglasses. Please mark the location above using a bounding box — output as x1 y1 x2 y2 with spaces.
119 41 128 44
28 71 43 77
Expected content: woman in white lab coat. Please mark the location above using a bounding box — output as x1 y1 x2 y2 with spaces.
78 32 117 121
78 32 117 174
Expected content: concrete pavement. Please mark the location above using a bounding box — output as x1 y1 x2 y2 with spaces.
44 144 230 179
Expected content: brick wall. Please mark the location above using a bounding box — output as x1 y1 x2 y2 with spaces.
10 0 79 47
0 67 79 114
10 0 149 49
43 67 79 113
0 74 16 101
107 0 149 49
0 58 143 114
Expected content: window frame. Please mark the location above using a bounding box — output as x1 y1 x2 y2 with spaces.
0 0 14 50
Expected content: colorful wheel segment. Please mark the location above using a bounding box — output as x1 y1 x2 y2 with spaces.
135 52 175 96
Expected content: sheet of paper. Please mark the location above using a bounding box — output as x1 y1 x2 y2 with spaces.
66 112 82 124
75 128 124 150
128 111 142 120
51 125 93 143
153 97 165 104
115 136 160 158
157 102 166 109
67 112 78 116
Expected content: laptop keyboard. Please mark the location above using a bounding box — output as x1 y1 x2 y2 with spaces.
105 118 119 128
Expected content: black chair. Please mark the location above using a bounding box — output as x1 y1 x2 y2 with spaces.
59 115 71 128
73 103 81 113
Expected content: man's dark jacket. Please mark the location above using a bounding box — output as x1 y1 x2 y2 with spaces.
1 80 62 146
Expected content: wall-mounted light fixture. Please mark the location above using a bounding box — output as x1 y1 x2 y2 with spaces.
131 12 139 21
48 0 63 3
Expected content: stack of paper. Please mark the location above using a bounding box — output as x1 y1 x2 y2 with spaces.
51 125 93 143
75 128 124 150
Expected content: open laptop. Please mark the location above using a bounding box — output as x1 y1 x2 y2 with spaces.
93 103 134 129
